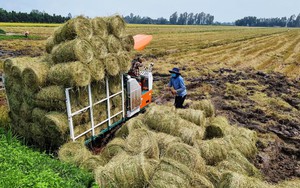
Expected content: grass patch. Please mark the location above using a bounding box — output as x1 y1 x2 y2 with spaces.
0 128 95 188
0 35 42 40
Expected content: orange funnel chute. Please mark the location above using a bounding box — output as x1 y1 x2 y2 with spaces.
133 34 153 51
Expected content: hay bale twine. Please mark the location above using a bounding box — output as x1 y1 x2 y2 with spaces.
126 128 159 160
91 17 108 37
104 53 120 76
35 85 66 110
219 172 270 188
45 36 55 53
87 59 105 81
51 39 94 64
176 108 206 127
108 75 122 94
107 35 122 53
80 155 107 172
190 100 215 118
90 36 108 59
54 16 93 43
117 51 131 72
22 61 49 94
217 150 262 178
164 142 206 174
195 136 235 165
115 116 147 138
48 61 91 87
58 141 91 166
106 15 126 38
154 132 182 157
95 153 158 188
102 137 126 161
121 35 134 52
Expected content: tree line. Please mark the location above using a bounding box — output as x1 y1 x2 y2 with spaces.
235 14 300 27
123 12 214 25
0 8 71 23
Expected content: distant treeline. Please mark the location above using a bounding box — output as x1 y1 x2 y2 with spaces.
0 8 71 23
124 12 215 25
235 14 300 27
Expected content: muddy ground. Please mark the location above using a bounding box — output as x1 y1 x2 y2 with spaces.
153 68 300 183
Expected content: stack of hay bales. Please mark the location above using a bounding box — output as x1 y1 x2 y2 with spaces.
4 15 134 150
59 101 282 188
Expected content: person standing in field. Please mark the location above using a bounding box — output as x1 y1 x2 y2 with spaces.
167 67 187 108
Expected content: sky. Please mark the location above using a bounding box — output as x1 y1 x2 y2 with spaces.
1 0 299 22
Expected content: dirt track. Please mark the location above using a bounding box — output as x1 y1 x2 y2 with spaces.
153 68 300 183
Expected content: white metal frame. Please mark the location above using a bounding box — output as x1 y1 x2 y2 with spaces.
65 75 125 141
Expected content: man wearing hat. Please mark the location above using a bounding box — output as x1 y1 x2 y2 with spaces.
167 67 187 108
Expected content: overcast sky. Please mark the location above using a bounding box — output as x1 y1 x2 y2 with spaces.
1 0 299 22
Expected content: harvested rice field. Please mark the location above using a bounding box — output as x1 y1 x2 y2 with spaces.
0 21 300 187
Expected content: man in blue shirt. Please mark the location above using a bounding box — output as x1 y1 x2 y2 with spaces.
167 68 187 108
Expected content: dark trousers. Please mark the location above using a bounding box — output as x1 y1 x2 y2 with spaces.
175 95 186 108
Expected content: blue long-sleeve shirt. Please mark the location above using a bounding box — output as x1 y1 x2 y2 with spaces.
168 75 187 97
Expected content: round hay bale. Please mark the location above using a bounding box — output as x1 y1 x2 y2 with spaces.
176 108 206 127
154 132 182 157
217 150 262 178
87 59 105 81
219 172 270 188
205 166 223 187
107 34 122 53
195 136 235 165
91 80 106 102
45 36 55 53
54 16 93 43
22 61 49 94
117 51 131 72
80 155 107 172
115 116 147 138
144 105 204 145
121 35 134 52
35 85 66 110
6 89 22 114
48 61 91 87
95 153 158 188
106 15 126 38
126 128 159 160
230 131 258 159
190 100 215 118
104 53 120 76
4 59 14 76
108 75 122 94
90 36 108 59
205 116 231 139
102 137 126 161
10 57 35 79
19 101 33 122
165 142 206 173
51 39 94 64
32 108 47 124
58 141 91 166
91 17 108 37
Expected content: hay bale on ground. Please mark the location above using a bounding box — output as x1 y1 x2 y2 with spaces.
51 39 94 64
115 116 148 138
164 142 206 174
117 51 131 72
219 172 271 188
45 36 55 53
91 17 108 37
107 35 122 53
205 166 223 187
80 155 107 172
104 53 120 76
126 128 159 160
205 116 231 139
48 61 91 87
87 59 105 82
22 60 49 94
144 105 204 145
150 158 213 188
102 137 126 161
120 35 134 52
230 131 258 159
176 108 206 127
35 85 66 110
53 16 93 43
154 132 182 157
190 100 215 118
58 141 91 166
95 153 159 188
217 150 262 178
106 15 126 38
